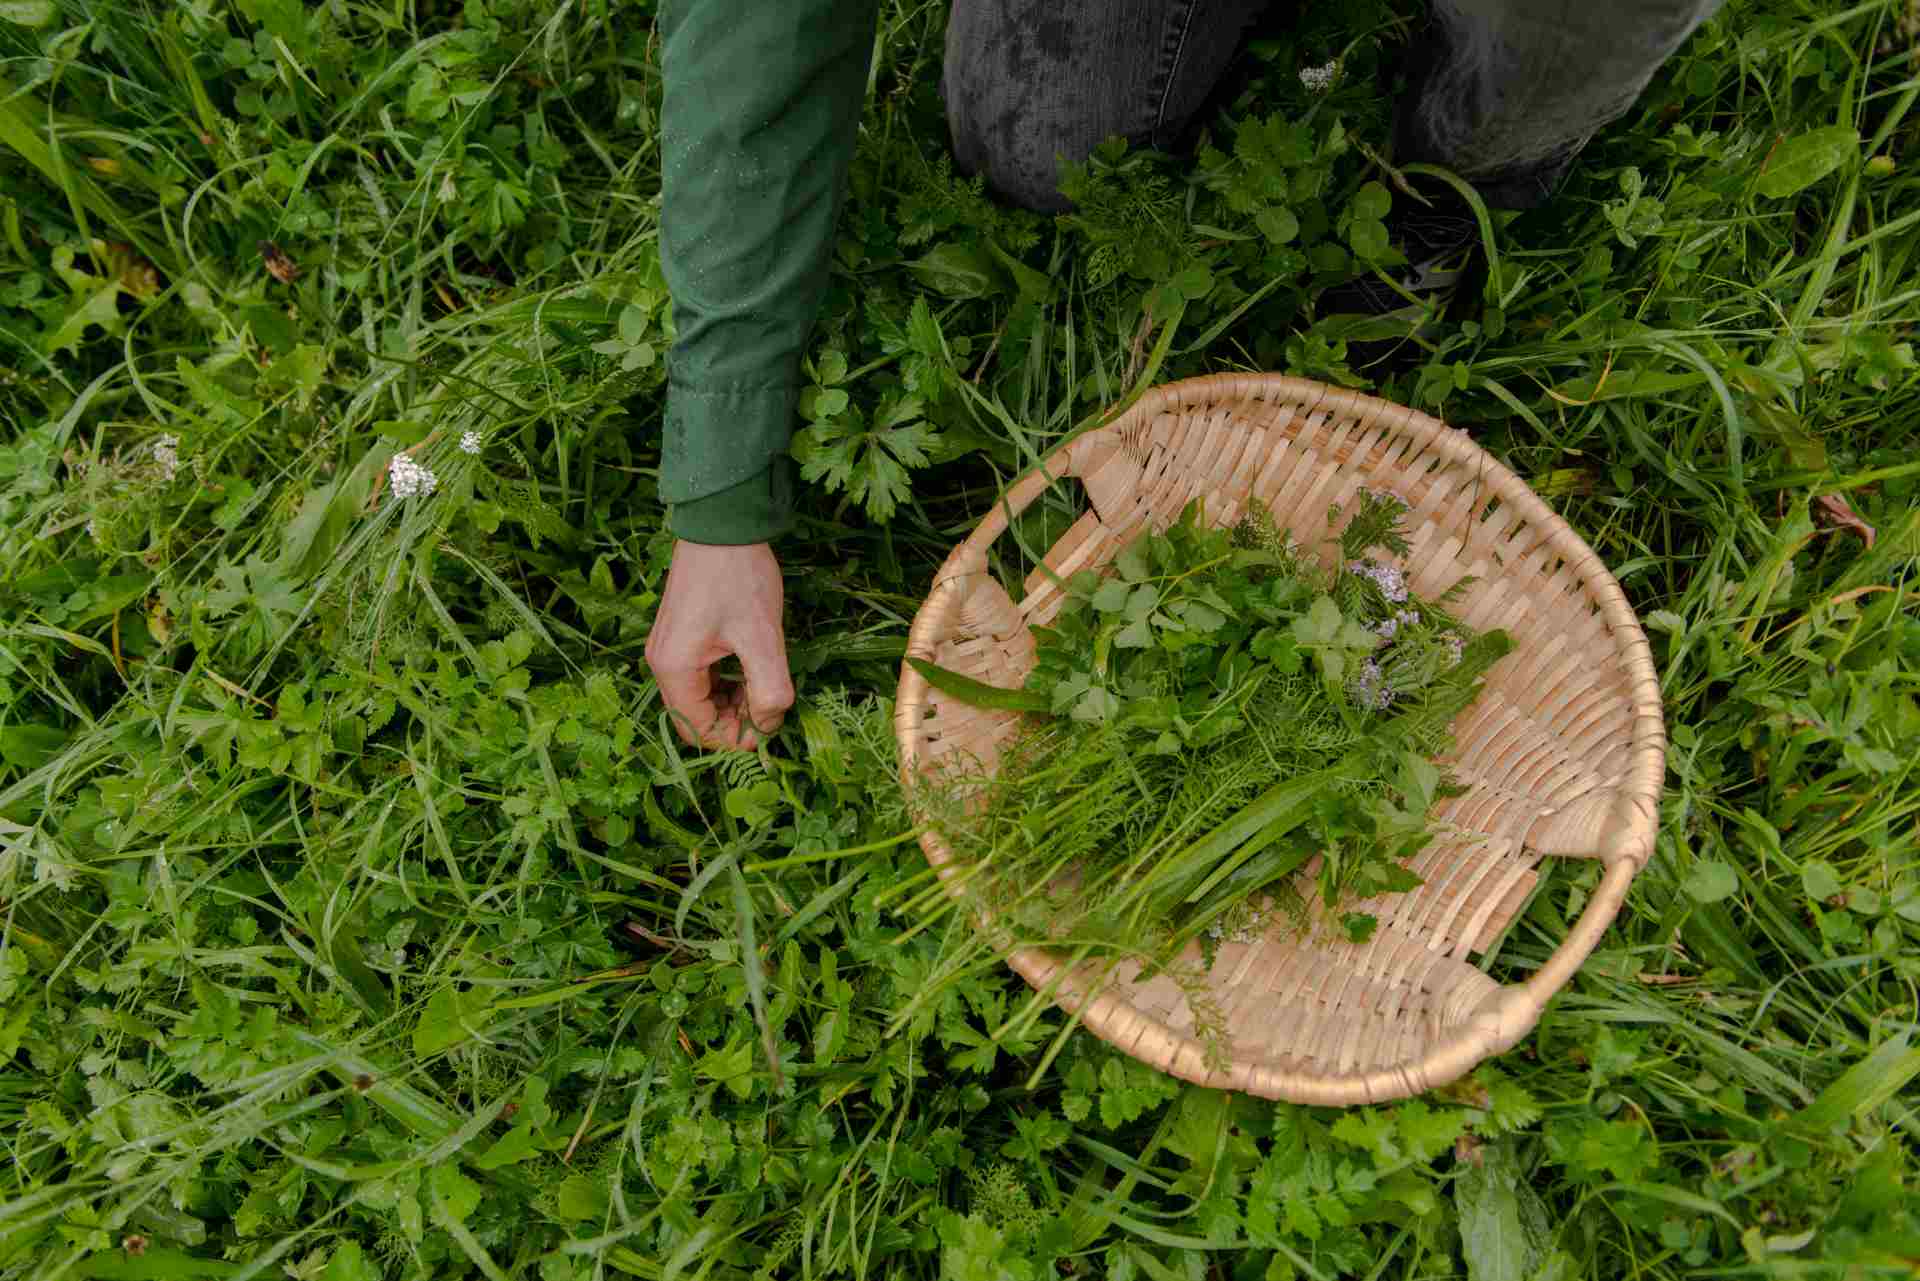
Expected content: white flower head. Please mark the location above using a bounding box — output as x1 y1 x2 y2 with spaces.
1299 60 1340 94
388 452 439 499
459 430 483 455
150 433 179 481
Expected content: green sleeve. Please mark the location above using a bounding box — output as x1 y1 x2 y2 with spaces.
657 0 879 545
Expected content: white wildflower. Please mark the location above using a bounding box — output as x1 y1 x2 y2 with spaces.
459 430 483 455
151 433 179 481
1299 60 1340 94
1444 632 1466 667
388 452 439 499
86 517 97 538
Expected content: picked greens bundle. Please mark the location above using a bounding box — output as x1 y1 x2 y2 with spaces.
901 491 1513 1043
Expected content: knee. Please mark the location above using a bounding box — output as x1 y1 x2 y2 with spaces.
942 70 1103 214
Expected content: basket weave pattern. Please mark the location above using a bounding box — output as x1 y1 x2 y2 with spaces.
895 374 1665 1105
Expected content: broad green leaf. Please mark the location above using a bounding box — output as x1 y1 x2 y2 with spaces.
554 1174 609 1222
412 986 493 1057
472 1076 551 1169
0 1 56 24
1255 207 1299 245
1 723 68 771
907 241 1001 299
1091 579 1131 613
1348 217 1391 261
1352 181 1393 220
322 1242 380 1281
430 1166 482 1226
814 348 849 385
1173 264 1213 300
907 657 1049 713
74 1249 241 1279
1791 1035 1920 1133
1801 860 1843 901
617 303 648 344
1293 596 1342 646
1456 1142 1548 1281
696 1036 757 1100
1116 539 1152 582
1680 859 1738 904
1754 126 1858 199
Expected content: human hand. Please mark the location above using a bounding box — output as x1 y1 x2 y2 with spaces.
645 540 795 750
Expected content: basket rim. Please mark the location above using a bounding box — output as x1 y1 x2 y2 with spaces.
893 372 1666 1104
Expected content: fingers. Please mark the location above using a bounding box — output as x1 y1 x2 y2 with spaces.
648 649 728 748
732 624 796 744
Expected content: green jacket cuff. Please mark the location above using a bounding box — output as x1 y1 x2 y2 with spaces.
668 459 795 545
659 382 798 508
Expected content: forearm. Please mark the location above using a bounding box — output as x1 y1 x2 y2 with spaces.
657 0 880 543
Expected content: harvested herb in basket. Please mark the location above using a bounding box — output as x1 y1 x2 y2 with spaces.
903 490 1514 1010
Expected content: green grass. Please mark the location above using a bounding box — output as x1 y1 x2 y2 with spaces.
1 0 1917 1278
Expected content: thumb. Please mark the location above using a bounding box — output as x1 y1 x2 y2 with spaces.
733 625 795 738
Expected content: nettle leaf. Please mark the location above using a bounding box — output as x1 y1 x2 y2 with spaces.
1456 1142 1550 1281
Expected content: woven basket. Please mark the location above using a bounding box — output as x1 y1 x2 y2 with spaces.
894 373 1665 1105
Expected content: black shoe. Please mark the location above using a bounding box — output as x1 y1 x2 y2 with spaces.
1314 176 1483 376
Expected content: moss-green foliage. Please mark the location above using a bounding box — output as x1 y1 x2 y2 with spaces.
1 0 1918 1277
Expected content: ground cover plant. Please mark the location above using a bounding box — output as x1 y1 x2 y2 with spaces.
0 0 1917 1278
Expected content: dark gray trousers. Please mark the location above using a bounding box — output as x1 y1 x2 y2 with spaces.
943 0 1726 213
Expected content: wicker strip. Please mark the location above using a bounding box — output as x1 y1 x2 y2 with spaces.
896 374 1665 1104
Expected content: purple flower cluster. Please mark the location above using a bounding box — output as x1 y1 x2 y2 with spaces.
1347 558 1409 604
1351 657 1396 711
1444 632 1466 667
1373 608 1420 643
